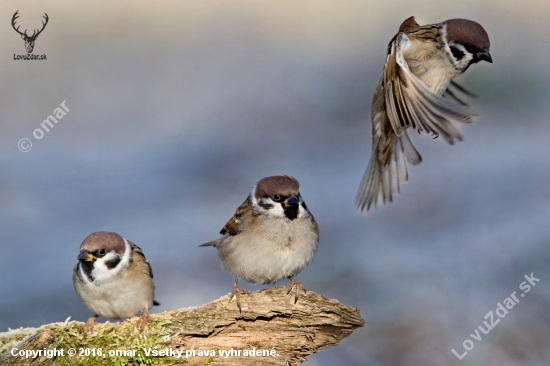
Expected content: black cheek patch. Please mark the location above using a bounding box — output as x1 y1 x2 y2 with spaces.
105 256 122 269
450 46 465 61
259 202 274 210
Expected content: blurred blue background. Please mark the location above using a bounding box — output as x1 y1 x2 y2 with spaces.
1 1 549 365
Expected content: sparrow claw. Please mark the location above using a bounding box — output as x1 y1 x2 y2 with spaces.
82 315 99 336
136 309 151 331
229 280 248 313
287 276 306 304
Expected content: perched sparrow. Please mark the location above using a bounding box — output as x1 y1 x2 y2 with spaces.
356 16 492 211
73 232 159 333
200 175 319 311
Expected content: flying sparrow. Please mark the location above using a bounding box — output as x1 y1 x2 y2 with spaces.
73 231 159 333
356 16 492 211
200 175 319 311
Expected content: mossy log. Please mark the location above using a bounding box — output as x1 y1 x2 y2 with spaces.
0 286 364 365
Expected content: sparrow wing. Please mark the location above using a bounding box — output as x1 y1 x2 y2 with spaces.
128 240 154 279
398 16 420 33
384 32 479 145
444 80 477 105
356 77 423 212
199 198 252 247
124 240 160 307
220 198 252 236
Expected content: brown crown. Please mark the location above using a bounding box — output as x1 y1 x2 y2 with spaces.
80 231 126 253
444 18 490 51
254 175 300 200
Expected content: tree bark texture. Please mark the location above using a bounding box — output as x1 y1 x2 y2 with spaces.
0 286 364 365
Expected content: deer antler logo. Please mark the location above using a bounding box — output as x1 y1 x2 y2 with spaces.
12 11 49 54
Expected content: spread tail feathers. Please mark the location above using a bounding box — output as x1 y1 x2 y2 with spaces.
356 131 421 211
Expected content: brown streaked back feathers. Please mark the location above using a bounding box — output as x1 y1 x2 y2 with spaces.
220 198 252 236
127 239 154 279
398 16 420 33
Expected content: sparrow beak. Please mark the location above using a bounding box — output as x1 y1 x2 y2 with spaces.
477 49 492 63
283 195 299 207
77 250 95 262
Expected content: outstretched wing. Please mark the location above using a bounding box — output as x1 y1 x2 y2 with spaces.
357 19 481 212
383 32 479 145
444 80 477 105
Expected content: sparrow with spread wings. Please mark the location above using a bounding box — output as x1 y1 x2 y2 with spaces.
356 16 492 211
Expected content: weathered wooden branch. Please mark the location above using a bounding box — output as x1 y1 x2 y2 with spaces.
0 286 364 365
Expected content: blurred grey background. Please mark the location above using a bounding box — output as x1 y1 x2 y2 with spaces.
1 0 549 365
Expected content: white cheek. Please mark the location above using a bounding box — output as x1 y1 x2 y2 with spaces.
251 185 309 219
91 239 132 284
297 203 310 219
446 43 473 72
255 196 286 218
266 202 286 218
92 252 121 283
251 186 286 218
461 53 474 68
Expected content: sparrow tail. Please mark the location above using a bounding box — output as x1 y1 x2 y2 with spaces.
198 240 218 247
356 131 421 211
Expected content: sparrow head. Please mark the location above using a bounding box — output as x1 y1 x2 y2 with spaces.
443 18 492 72
251 175 308 220
77 232 129 283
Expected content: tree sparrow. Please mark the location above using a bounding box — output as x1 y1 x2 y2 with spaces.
356 16 492 211
200 175 319 311
73 232 159 333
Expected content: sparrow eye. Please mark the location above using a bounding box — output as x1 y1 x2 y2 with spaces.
97 248 106 256
463 44 477 54
272 194 281 202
